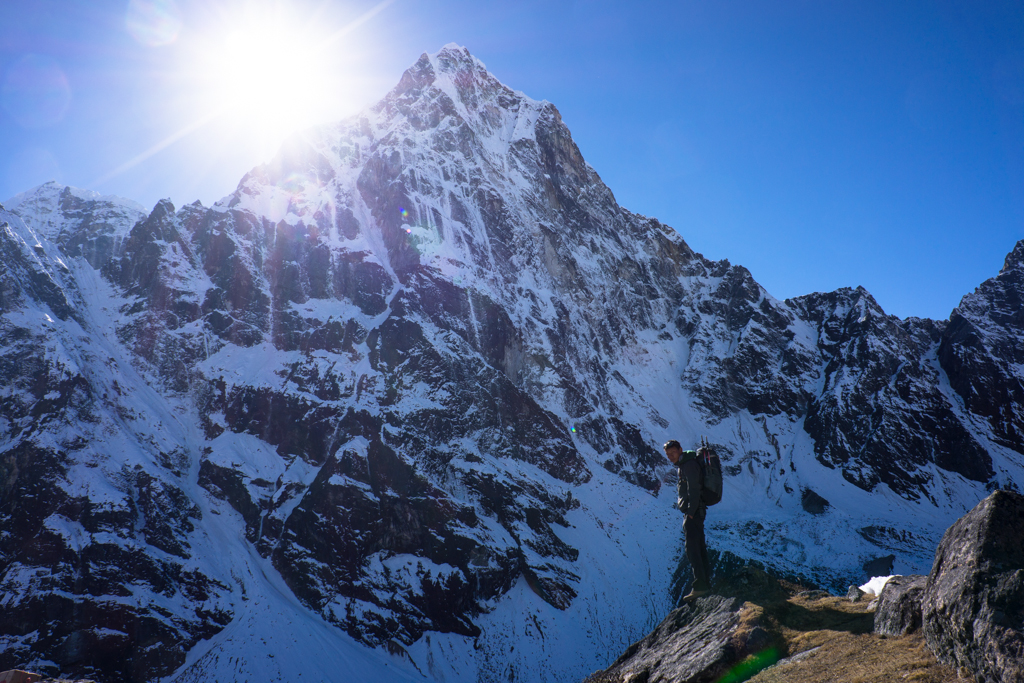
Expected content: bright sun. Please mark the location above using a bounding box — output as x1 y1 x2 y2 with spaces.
189 5 342 150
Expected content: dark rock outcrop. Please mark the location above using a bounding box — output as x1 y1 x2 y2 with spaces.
800 489 829 515
583 597 751 683
922 489 1024 683
862 554 896 580
585 568 786 683
873 574 926 636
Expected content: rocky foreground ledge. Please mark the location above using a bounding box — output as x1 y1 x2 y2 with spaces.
586 489 1024 683
0 671 94 683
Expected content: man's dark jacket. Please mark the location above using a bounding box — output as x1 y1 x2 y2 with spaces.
675 450 704 516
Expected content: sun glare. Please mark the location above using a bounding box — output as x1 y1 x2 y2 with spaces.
89 0 390 192
188 5 342 153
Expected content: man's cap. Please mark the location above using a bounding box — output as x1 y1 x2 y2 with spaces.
664 440 681 450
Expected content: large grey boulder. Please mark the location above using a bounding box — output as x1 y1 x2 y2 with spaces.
873 574 926 636
922 489 1024 683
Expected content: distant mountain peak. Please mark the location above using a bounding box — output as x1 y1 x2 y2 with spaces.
1002 239 1024 272
431 42 482 72
391 44 490 99
4 181 147 268
6 180 147 215
381 44 547 147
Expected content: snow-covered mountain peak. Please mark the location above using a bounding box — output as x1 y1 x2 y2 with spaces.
4 181 148 269
227 43 612 291
378 44 549 151
396 43 522 106
6 180 147 226
147 197 177 222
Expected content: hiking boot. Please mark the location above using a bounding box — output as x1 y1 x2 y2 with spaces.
683 583 711 601
682 587 707 601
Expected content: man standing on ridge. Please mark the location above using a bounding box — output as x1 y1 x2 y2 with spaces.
665 439 712 601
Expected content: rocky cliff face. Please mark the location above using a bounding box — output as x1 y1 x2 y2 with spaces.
923 489 1024 683
0 194 232 682
1 45 1022 683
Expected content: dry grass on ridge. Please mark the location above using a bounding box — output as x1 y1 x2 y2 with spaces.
743 589 964 683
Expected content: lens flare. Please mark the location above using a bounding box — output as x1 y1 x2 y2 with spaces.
1 54 72 129
717 648 780 683
279 172 306 196
126 0 184 47
399 207 409 218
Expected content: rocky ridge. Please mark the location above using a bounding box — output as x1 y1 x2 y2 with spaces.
584 566 959 683
1 44 1023 682
591 490 1022 683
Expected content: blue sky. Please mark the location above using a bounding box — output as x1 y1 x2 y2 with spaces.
2 0 1022 320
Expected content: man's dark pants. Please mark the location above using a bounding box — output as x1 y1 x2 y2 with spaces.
684 506 712 589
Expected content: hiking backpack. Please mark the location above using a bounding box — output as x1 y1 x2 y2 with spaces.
698 437 723 506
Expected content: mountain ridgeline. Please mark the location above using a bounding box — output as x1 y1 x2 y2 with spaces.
0 45 1021 682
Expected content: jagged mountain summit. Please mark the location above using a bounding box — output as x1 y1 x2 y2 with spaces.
4 182 148 266
1 44 1022 683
